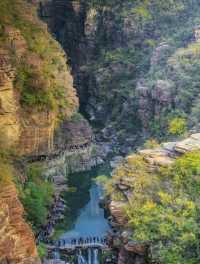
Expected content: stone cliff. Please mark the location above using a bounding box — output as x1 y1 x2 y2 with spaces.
40 0 200 153
0 183 40 264
107 133 200 264
2 1 200 263
0 0 94 262
0 24 78 156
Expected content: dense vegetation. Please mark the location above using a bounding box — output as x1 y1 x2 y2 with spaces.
1 1 200 263
0 0 77 118
20 164 54 231
108 151 200 264
79 0 200 144
0 146 54 237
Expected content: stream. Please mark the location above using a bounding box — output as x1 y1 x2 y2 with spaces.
52 167 111 264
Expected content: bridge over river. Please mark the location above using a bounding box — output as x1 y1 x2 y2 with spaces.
48 236 108 251
46 183 111 263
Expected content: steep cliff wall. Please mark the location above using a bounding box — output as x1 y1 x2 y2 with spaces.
0 0 80 157
41 0 200 153
0 183 40 264
0 0 93 262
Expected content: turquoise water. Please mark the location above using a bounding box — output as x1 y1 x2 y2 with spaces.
55 166 111 264
55 165 110 236
61 183 110 240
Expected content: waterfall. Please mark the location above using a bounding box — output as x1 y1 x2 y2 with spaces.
57 182 110 264
52 247 100 264
77 248 99 264
53 250 60 260
78 249 87 264
93 249 99 264
88 248 92 264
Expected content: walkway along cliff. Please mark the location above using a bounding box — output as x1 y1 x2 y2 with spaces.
0 1 96 263
1 1 200 264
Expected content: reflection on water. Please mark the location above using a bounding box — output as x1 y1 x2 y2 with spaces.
55 165 111 264
61 183 110 239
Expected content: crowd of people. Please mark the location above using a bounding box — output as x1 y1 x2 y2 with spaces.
37 196 66 243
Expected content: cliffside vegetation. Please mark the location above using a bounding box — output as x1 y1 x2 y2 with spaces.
0 135 54 234
2 1 200 263
0 142 41 263
49 0 200 150
0 0 78 117
0 0 78 230
0 1 81 262
20 164 54 231
91 0 200 139
107 138 200 264
126 152 200 264
0 157 13 186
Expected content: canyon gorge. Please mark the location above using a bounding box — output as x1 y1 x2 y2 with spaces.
1 1 200 264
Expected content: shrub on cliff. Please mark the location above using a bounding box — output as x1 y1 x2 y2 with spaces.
37 243 47 260
0 0 78 118
168 117 187 136
15 63 55 110
143 138 160 149
0 138 15 186
21 164 54 230
122 151 200 264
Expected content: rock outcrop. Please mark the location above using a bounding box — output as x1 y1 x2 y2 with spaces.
0 1 92 262
108 133 200 264
40 0 200 155
0 49 20 149
0 1 79 156
136 77 173 134
43 119 96 195
0 183 40 264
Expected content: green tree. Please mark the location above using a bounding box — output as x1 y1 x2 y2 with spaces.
123 152 200 264
21 164 54 230
168 117 187 136
37 243 47 259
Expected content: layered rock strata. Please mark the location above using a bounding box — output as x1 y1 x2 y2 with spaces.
0 1 91 262
0 184 40 264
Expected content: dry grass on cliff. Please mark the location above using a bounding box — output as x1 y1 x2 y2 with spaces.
0 0 78 118
0 161 13 186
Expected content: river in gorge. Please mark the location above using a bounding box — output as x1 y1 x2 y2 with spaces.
52 166 111 264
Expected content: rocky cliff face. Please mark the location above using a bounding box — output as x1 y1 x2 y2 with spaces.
43 118 97 194
0 0 81 156
40 0 139 153
0 183 40 264
108 133 200 264
0 0 94 262
40 0 200 152
0 32 77 156
0 48 20 149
